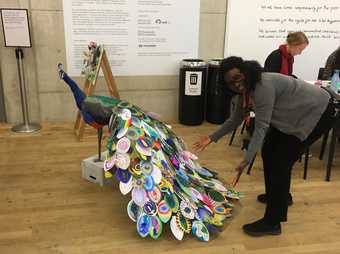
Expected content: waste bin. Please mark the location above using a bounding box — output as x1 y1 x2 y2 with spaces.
178 59 208 125
206 59 231 124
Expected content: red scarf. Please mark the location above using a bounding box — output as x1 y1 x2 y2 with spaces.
242 92 254 125
279 44 294 75
242 93 253 109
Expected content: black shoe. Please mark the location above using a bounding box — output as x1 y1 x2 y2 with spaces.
243 218 281 236
257 193 293 206
57 63 65 79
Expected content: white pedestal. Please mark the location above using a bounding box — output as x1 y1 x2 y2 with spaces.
81 153 113 186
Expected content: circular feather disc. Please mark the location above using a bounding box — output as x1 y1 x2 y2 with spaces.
103 158 115 171
208 190 225 203
148 216 163 239
140 161 153 175
195 167 214 179
164 193 179 213
151 164 162 184
176 212 192 234
143 175 155 191
119 177 133 195
157 200 172 223
116 127 128 139
136 143 152 157
116 137 131 153
192 221 209 242
190 187 203 201
170 215 184 240
179 201 195 220
127 200 142 222
132 187 148 207
213 205 230 215
137 214 151 238
126 126 141 141
115 153 130 170
115 168 132 183
120 108 132 121
143 201 157 216
132 116 142 128
147 186 162 204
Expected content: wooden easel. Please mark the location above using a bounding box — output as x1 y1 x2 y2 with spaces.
74 48 120 140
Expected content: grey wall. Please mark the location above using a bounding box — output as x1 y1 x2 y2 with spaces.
0 0 228 123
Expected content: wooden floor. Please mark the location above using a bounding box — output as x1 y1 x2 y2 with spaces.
1 122 340 254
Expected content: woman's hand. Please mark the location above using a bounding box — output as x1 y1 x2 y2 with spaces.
232 160 249 187
193 136 212 153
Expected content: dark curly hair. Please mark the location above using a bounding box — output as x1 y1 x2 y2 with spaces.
334 46 340 73
218 56 263 95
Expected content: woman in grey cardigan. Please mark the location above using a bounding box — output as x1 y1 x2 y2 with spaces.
194 56 337 236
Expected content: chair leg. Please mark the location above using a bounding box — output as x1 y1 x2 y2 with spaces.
319 130 329 160
228 128 237 146
303 147 309 180
246 153 256 175
240 120 246 134
326 128 336 181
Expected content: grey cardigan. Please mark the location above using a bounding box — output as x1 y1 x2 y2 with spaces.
209 72 330 163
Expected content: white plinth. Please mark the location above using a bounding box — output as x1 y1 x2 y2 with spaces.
81 153 112 186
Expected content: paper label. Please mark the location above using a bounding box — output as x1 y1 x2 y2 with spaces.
185 71 202 96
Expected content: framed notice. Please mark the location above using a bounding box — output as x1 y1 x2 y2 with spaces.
0 8 32 47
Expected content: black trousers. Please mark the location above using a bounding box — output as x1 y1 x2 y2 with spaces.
262 102 337 225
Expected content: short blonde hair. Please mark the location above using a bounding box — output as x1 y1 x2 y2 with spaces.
286 32 309 46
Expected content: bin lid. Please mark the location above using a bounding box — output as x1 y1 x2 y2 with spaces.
208 59 222 66
181 59 207 68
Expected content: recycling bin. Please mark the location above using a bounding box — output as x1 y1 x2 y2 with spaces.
206 59 231 124
178 59 208 125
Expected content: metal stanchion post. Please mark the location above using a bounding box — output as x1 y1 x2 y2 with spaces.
11 48 41 133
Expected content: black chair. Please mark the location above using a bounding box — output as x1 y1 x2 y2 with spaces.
228 120 246 146
302 147 310 180
228 116 256 175
303 101 340 181
302 67 327 180
317 67 325 80
316 115 340 181
325 121 340 181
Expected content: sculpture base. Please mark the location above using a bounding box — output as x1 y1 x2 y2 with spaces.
81 152 113 186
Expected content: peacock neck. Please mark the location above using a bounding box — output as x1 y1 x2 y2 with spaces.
62 72 86 109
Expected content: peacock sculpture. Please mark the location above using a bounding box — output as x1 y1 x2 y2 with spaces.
59 67 240 241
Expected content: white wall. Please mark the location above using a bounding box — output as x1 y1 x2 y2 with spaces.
0 0 228 123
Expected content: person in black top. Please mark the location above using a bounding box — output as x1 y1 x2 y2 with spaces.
264 31 309 78
323 46 340 80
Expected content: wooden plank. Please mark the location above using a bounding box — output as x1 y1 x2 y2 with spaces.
101 51 120 99
73 79 90 134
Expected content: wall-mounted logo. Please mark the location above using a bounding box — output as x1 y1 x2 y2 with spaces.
155 18 170 25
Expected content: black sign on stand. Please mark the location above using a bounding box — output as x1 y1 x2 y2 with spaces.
0 8 32 48
0 8 40 132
